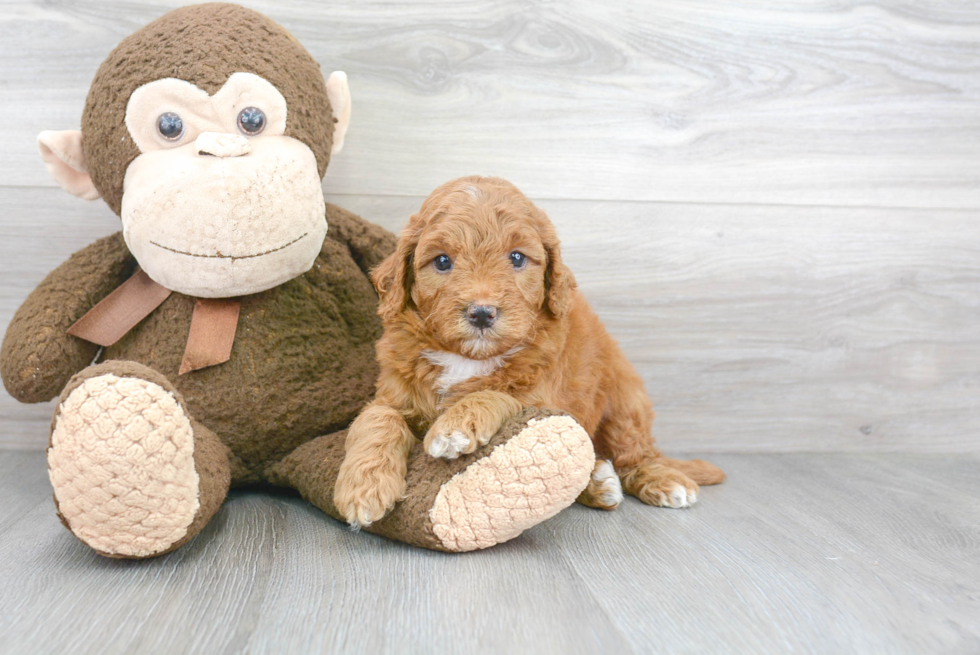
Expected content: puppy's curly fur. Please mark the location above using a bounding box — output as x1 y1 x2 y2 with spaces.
334 176 725 527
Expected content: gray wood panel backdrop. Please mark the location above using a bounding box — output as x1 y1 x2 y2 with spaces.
1 0 978 453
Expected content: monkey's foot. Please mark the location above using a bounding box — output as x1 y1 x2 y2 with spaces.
426 412 595 551
48 362 229 558
271 408 596 553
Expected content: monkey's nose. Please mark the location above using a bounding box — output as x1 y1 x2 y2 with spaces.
196 132 251 158
466 304 498 329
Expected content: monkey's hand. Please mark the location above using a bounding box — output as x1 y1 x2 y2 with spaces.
1 232 136 403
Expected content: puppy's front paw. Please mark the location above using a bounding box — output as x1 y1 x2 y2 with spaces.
424 410 497 460
425 429 474 460
333 458 407 528
424 390 523 460
622 464 699 509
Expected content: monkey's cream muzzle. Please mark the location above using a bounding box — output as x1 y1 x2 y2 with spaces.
121 134 326 298
118 73 328 298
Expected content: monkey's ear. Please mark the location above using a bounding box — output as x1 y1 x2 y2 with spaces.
37 131 100 201
326 72 351 155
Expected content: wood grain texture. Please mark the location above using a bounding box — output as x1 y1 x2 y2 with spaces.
3 191 978 452
1 0 978 452
1 451 978 654
1 1 979 207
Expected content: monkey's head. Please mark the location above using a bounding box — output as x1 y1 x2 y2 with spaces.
36 4 352 298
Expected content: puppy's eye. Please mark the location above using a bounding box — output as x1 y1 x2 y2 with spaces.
433 254 453 272
510 251 527 269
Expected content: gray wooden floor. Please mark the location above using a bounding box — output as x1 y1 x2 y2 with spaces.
1 451 978 655
2 1 979 654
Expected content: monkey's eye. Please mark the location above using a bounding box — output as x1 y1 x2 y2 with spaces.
237 107 266 135
510 251 528 269
157 112 184 141
433 254 453 272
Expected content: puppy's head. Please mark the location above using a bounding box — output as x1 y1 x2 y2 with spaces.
372 176 575 359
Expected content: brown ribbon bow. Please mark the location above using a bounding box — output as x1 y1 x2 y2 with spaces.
67 269 241 375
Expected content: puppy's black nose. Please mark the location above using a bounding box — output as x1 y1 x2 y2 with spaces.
466 304 498 329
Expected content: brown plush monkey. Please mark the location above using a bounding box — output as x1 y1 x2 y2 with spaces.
0 4 595 558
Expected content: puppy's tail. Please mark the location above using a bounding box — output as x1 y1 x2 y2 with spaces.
660 457 726 485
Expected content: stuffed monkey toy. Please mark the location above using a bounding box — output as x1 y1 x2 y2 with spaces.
0 4 595 558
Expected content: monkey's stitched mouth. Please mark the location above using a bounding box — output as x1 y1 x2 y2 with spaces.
150 232 309 261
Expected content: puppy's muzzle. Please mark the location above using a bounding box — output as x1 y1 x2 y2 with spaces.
466 304 498 329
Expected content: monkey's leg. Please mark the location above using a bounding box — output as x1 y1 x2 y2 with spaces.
269 409 595 552
47 361 231 559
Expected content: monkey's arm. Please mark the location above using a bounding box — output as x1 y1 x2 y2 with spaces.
1 232 136 403
324 203 397 276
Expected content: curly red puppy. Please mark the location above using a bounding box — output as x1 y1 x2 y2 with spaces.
334 176 724 527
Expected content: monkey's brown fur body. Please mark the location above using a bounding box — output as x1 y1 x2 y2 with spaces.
0 4 596 557
5 211 387 480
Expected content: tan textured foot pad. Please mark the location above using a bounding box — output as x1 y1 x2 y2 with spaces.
429 415 595 552
48 374 200 558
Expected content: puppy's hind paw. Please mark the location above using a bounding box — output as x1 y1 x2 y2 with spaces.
577 460 624 511
621 463 699 509
665 483 697 508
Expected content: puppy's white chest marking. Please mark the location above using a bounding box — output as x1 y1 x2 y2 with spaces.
422 348 520 395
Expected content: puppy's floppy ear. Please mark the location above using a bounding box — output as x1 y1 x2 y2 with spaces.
371 216 420 322
542 226 576 319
